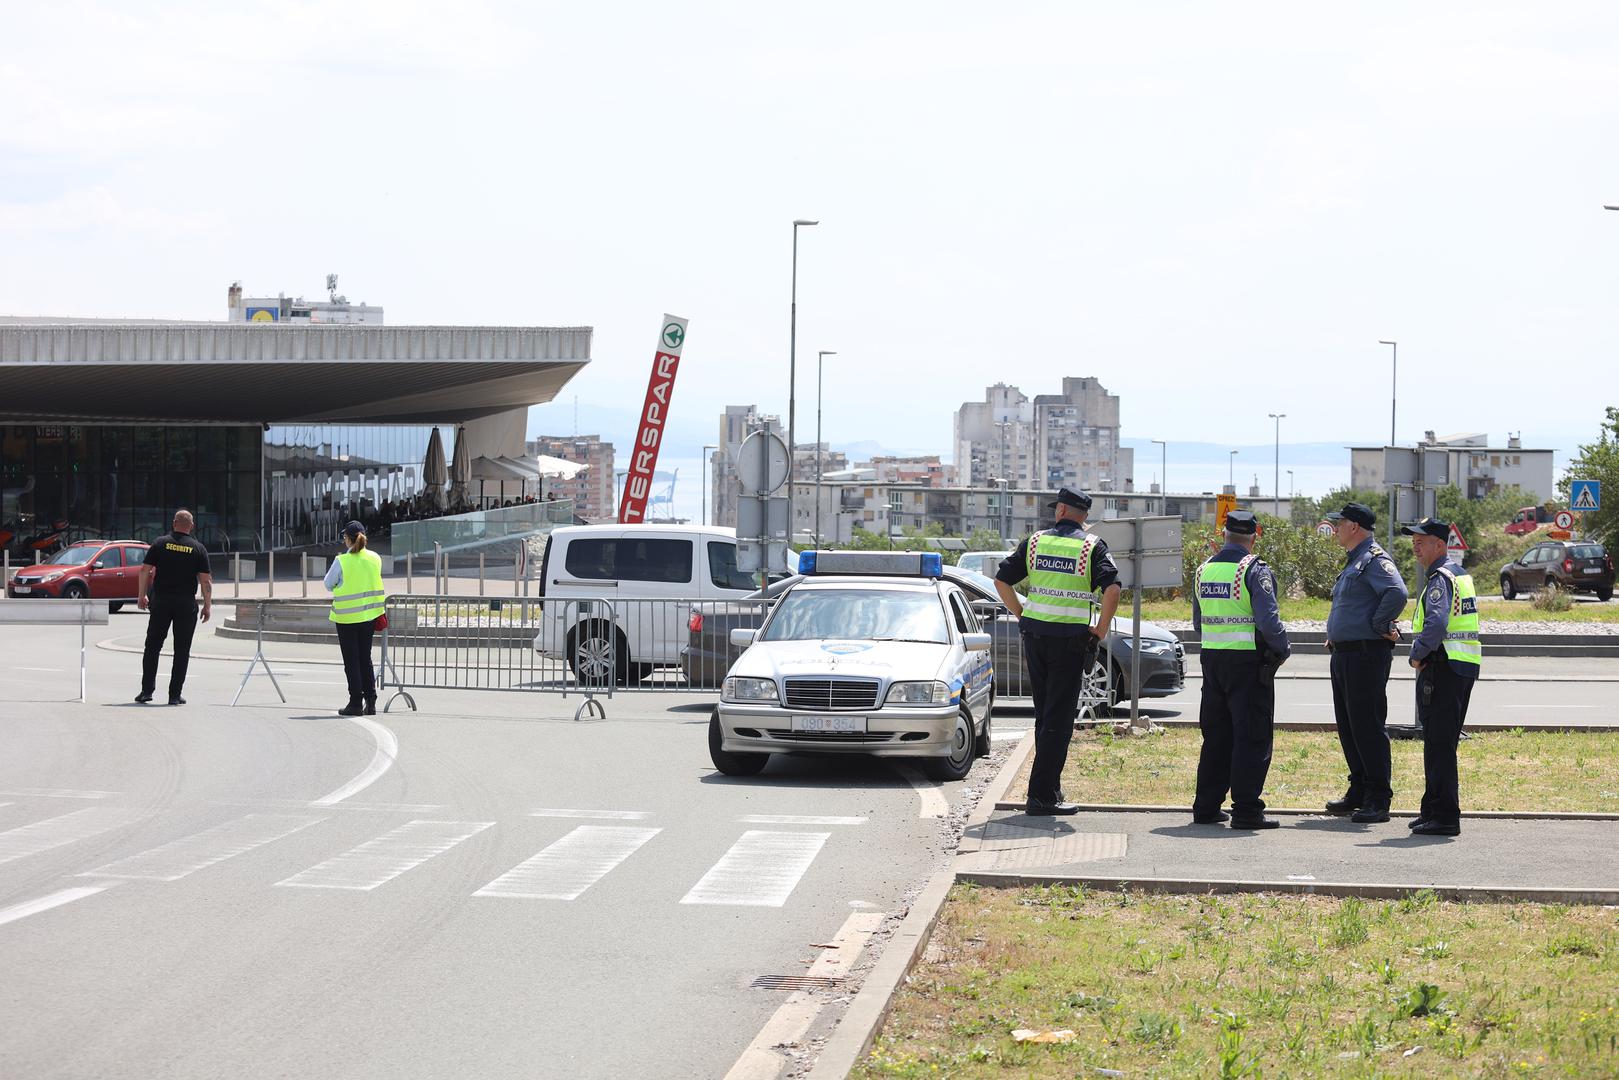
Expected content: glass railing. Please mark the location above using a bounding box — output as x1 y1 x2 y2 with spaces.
390 500 576 555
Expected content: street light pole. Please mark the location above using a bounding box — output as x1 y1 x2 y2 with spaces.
1380 339 1398 547
1287 469 1294 501
1228 449 1238 491
788 219 819 543
701 444 717 526
1151 439 1167 515
815 350 836 544
1267 413 1285 517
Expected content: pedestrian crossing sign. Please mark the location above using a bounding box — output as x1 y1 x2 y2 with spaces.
1571 480 1600 512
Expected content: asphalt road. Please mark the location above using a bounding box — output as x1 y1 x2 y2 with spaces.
0 622 999 1080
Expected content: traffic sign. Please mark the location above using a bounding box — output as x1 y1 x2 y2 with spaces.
1215 492 1238 528
1554 510 1574 531
736 430 789 496
1446 523 1468 558
1316 521 1335 538
1547 530 1573 540
1571 480 1601 512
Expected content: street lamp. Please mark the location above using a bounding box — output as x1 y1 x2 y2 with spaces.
990 476 1011 543
788 219 819 541
1287 469 1295 502
701 444 718 526
814 350 836 543
1379 339 1398 546
1228 449 1239 491
1267 413 1285 517
1151 439 1167 515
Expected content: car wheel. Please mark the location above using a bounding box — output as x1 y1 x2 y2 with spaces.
1082 657 1120 717
924 708 976 781
1598 586 1614 602
708 710 768 776
567 622 627 687
974 695 993 758
1545 576 1559 594
108 601 124 613
1500 575 1516 601
61 582 88 600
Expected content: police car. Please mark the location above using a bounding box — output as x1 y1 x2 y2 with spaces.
709 551 994 781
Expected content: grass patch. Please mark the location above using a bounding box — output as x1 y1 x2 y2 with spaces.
1018 729 1619 814
1135 597 1619 624
855 886 1619 1078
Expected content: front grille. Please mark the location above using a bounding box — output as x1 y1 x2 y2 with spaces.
783 677 880 711
764 729 895 743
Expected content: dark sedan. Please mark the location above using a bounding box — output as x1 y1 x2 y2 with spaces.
682 565 1185 708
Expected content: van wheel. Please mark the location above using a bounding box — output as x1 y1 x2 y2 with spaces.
974 696 993 759
708 711 767 776
1500 575 1516 600
924 708 976 781
567 622 627 686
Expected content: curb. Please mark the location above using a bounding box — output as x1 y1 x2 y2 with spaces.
805 732 1036 1080
952 871 1619 906
989 801 1619 822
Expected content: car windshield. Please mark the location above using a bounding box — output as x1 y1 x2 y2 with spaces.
48 544 103 565
761 588 950 643
1569 544 1604 559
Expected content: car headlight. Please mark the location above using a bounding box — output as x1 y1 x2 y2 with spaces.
41 572 65 582
885 680 952 706
722 677 779 702
1137 639 1174 653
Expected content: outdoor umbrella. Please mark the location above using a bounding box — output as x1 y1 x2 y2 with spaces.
448 425 472 509
422 426 448 511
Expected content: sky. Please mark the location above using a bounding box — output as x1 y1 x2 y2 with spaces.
5 1 1618 517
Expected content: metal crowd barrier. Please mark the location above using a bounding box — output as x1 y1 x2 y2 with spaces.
0 597 110 702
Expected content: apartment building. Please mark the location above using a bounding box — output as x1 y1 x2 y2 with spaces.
527 434 615 521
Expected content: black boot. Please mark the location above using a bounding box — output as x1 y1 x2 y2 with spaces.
1351 800 1391 824
338 700 364 717
364 699 377 716
1325 789 1363 816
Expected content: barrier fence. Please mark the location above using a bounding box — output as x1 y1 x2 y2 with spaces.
227 594 1173 722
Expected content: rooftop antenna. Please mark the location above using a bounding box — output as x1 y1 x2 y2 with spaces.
326 274 339 304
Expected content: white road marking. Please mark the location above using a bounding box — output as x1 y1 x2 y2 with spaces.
311 716 398 806
896 767 950 819
681 831 830 907
80 814 323 881
0 885 113 929
276 820 493 891
528 808 653 820
738 815 867 826
212 799 445 813
991 729 1025 741
0 788 118 800
723 911 886 1079
14 666 64 672
0 807 142 865
474 826 661 900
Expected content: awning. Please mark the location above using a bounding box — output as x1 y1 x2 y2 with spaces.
470 455 539 482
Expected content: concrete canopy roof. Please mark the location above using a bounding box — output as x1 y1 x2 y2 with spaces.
0 322 591 424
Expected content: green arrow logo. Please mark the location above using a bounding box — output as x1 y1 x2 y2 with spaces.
661 323 685 349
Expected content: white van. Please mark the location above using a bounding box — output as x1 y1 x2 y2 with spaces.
533 524 761 683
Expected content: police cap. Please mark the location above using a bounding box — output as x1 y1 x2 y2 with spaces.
1324 502 1376 529
1046 487 1093 511
1223 509 1259 535
1399 517 1451 540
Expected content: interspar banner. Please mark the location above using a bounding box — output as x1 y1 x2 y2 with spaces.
618 314 689 524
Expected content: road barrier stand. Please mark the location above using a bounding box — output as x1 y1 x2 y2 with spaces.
0 597 109 701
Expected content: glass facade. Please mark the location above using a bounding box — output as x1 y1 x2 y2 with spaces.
1 424 261 554
264 424 444 548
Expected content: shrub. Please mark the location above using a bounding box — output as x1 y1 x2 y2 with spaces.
1533 582 1572 612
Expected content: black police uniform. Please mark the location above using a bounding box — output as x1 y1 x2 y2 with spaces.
1191 511 1292 828
140 531 209 703
995 488 1119 813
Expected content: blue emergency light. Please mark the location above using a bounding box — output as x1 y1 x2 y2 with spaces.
798 551 943 578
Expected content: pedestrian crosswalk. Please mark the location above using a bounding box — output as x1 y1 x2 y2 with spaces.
0 803 872 919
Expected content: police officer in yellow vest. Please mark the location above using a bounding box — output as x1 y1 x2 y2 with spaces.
1191 510 1291 828
1401 518 1481 837
995 487 1121 816
323 520 387 716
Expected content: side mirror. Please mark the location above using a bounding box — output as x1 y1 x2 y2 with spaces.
729 628 757 648
962 632 992 652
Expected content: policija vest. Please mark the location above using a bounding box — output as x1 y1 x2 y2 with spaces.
1022 530 1101 625
1413 565 1482 667
1195 554 1260 651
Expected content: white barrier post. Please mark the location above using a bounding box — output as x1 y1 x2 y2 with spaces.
406 551 413 592
268 551 275 599
301 553 308 598
479 552 485 597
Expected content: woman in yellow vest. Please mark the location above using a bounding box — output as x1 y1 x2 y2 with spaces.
323 520 388 716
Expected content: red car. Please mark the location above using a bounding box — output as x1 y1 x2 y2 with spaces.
6 541 150 611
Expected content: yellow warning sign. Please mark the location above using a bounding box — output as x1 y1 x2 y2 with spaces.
1215 492 1238 527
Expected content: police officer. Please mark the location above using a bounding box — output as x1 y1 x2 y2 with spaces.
1191 510 1291 829
135 509 213 705
1401 518 1480 837
1323 502 1408 823
995 487 1121 816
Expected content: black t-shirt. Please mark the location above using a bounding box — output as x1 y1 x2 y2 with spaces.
146 532 210 596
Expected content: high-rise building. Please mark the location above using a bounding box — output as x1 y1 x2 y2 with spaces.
713 405 780 527
952 378 1132 495
527 434 615 521
952 383 1034 487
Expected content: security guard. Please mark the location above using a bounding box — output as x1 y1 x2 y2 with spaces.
1323 502 1408 823
1191 510 1291 829
1401 518 1480 837
135 509 213 705
324 520 388 716
995 487 1121 816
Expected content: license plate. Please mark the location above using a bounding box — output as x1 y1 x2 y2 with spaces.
12 586 29 594
792 714 866 734
1584 567 1602 574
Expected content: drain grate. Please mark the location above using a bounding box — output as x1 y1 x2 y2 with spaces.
751 974 846 991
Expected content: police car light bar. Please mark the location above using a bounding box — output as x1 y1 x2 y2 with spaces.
799 551 944 578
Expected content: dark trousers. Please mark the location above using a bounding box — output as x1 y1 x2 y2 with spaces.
141 593 198 697
336 620 377 704
1023 632 1096 805
1416 660 1475 826
1194 652 1276 819
1328 641 1395 804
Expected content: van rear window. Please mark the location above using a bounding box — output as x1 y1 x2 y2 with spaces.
565 538 692 583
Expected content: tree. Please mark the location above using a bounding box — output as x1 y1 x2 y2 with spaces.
1559 406 1619 545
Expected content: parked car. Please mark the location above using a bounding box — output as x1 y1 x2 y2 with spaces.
5 540 149 610
532 524 762 683
685 563 1185 707
1500 539 1613 601
955 550 1012 576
